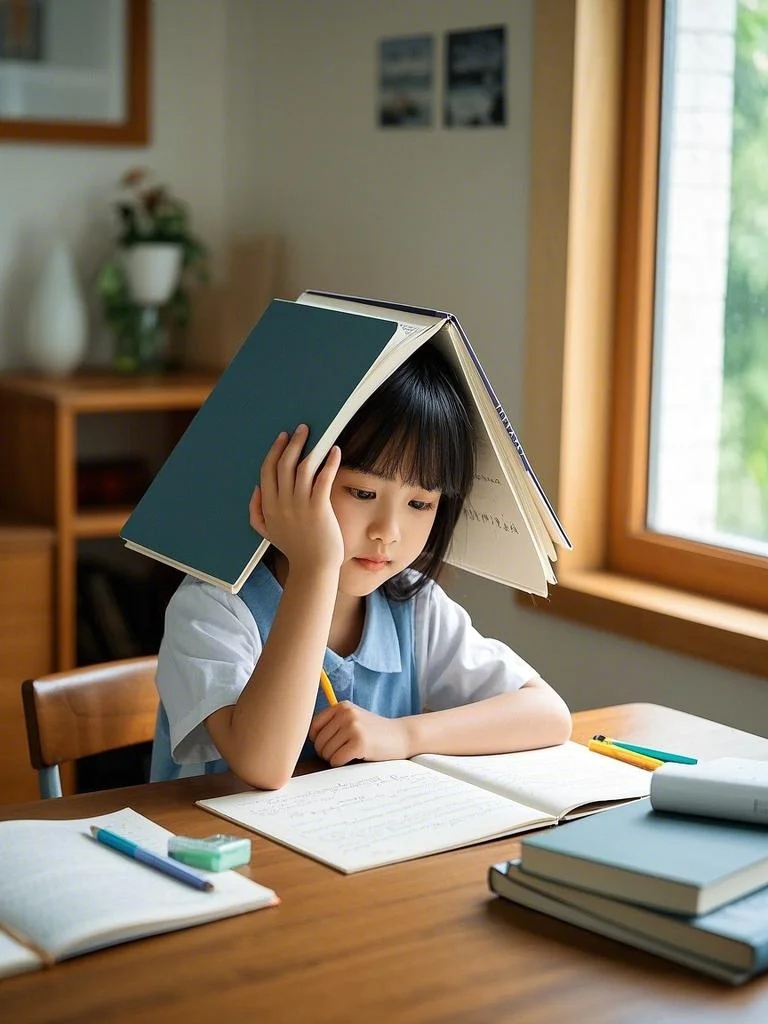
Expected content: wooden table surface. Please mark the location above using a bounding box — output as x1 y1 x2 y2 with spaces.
1 703 767 1023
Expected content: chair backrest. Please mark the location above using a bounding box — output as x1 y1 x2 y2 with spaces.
22 656 159 799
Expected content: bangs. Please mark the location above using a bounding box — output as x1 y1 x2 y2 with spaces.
335 345 475 498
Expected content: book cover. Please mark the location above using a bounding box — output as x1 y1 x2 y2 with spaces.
121 300 404 590
519 799 768 915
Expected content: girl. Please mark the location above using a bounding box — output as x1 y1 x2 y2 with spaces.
150 343 571 788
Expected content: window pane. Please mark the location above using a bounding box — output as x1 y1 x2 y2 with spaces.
648 0 768 557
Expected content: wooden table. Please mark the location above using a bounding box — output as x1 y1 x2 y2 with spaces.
1 703 767 1023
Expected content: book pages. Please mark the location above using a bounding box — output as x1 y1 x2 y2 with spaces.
198 760 551 873
0 808 277 964
415 742 652 820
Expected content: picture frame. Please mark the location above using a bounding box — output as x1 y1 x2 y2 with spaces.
444 25 506 128
377 34 434 128
0 0 150 145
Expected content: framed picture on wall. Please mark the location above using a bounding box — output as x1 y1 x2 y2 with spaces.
377 34 434 128
0 0 43 61
444 25 506 128
0 0 149 144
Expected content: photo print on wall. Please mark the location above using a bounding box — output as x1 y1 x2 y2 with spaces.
377 34 434 127
445 25 506 127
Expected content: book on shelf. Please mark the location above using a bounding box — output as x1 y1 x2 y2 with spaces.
121 291 570 596
0 807 278 981
76 560 176 666
82 564 144 660
488 858 768 986
196 741 651 874
650 756 768 825
518 798 768 916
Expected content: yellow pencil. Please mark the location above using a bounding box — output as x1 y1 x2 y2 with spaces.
319 669 338 706
588 738 663 771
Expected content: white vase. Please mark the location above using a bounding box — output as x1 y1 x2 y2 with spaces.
25 239 88 375
122 242 183 305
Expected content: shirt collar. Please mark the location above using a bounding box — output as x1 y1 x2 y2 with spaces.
350 585 402 673
247 562 401 674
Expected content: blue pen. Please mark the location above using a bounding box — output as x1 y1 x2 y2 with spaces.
90 826 214 892
593 735 698 765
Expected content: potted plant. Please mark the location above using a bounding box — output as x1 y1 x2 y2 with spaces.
98 168 209 372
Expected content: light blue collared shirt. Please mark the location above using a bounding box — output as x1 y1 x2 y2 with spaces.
150 562 420 781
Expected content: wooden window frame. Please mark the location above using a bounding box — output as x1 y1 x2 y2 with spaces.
520 0 768 679
609 0 768 612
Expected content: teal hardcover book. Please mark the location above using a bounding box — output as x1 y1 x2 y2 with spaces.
121 300 416 590
519 798 768 915
489 858 768 985
121 293 570 594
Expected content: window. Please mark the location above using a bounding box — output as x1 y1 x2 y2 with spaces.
608 0 768 611
522 0 768 676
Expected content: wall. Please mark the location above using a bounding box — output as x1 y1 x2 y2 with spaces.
0 0 228 369
0 0 764 735
224 0 767 735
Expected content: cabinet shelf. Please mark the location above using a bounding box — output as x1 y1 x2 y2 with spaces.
74 508 134 538
0 369 217 670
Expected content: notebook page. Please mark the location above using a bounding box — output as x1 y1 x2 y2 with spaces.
0 808 277 961
198 760 553 873
414 742 652 819
0 931 42 979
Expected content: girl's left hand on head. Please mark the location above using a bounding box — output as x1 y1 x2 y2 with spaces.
249 427 344 574
309 703 411 767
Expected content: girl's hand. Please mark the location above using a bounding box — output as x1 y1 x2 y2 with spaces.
249 425 344 575
309 703 412 766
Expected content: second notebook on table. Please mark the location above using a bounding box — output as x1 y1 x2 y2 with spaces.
120 291 569 596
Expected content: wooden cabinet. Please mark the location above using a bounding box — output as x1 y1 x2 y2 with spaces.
0 372 216 671
0 525 54 803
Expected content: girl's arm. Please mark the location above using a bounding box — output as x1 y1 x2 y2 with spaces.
310 580 571 766
206 426 343 789
309 676 571 766
403 675 572 755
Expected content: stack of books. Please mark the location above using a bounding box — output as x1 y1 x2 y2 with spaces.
488 773 768 985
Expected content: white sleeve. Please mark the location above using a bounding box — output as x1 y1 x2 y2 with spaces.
155 577 261 764
413 579 537 711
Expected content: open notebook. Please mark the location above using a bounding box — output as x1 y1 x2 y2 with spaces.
197 741 652 874
0 808 278 981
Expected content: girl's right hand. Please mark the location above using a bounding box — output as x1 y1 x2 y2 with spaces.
249 424 344 575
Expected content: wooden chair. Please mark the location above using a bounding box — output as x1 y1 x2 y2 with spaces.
22 656 159 799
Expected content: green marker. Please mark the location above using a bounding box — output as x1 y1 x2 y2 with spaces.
592 735 698 765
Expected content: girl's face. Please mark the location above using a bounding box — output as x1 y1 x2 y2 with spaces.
330 466 441 597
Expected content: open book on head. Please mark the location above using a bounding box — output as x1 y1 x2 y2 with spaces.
121 290 570 596
196 741 652 875
0 808 278 981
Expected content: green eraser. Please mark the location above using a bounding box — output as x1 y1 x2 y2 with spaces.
167 834 251 871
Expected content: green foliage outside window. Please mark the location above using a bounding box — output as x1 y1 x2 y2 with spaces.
719 0 768 541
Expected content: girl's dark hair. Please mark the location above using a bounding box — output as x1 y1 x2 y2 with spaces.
334 342 476 600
